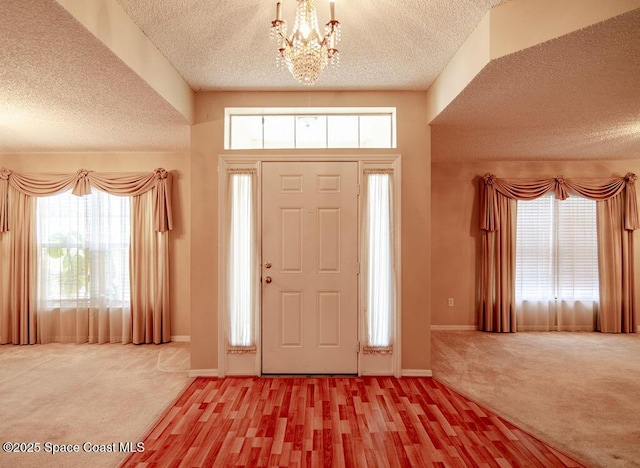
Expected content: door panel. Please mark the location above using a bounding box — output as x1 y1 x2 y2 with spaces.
262 162 358 374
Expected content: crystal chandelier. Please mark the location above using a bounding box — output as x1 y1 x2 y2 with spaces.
270 0 341 86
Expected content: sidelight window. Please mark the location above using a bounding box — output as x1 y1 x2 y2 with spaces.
363 170 395 351
226 169 258 350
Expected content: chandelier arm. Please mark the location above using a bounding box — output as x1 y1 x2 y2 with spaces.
278 31 292 47
325 20 340 30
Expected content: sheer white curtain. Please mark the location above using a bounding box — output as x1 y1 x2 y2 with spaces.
515 194 599 331
227 170 258 352
363 170 395 352
36 189 131 343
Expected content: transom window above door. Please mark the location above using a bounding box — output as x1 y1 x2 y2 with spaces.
224 107 396 150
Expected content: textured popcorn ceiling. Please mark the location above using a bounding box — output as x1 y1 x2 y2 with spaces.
1 0 639 157
432 8 640 161
0 0 190 153
115 0 509 91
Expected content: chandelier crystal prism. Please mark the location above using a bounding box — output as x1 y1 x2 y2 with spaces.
270 0 341 86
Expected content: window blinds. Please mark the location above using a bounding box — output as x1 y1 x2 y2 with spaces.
556 196 599 301
515 194 598 302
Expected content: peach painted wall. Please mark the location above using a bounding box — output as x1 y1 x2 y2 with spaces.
190 91 432 372
431 159 640 327
0 152 192 337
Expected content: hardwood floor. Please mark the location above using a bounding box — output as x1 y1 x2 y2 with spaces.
121 377 583 467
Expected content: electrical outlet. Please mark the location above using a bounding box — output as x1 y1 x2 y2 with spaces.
448 298 454 307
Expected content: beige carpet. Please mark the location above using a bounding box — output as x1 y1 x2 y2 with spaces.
432 330 640 468
0 342 191 468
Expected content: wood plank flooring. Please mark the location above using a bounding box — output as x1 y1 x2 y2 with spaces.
120 377 584 467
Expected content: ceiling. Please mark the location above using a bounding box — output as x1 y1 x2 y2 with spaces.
1 0 190 153
1 0 639 160
114 0 508 91
432 6 640 161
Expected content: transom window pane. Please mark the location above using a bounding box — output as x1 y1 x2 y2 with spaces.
226 108 395 149
230 115 262 149
328 115 359 148
264 116 295 149
360 115 392 148
295 115 326 148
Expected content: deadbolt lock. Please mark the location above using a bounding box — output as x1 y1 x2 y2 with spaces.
265 262 272 269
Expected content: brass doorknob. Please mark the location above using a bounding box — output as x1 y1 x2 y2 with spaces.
264 276 272 284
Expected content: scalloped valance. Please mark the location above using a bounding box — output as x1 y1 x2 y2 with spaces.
480 172 639 232
0 167 173 232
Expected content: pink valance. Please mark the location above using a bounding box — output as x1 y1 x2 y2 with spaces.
480 173 639 232
0 167 173 232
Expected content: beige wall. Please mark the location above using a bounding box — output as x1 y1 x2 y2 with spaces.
190 91 432 372
431 159 640 327
0 152 192 337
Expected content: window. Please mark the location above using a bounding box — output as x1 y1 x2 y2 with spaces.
225 107 396 150
36 190 131 308
516 194 599 301
515 194 599 330
227 171 257 349
363 170 395 350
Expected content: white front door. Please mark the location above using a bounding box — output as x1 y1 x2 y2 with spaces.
261 162 358 374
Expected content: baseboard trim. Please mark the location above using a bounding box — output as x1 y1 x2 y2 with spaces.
171 335 191 342
188 369 220 378
431 325 477 331
401 369 433 377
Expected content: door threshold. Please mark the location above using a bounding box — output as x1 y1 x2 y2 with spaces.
261 374 358 378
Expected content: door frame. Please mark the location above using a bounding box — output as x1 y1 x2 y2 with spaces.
217 154 402 377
